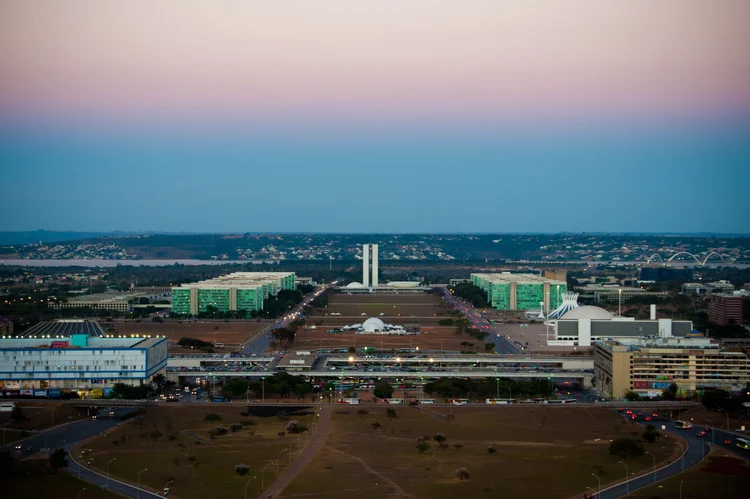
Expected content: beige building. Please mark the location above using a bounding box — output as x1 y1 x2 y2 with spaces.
48 292 145 312
595 338 749 400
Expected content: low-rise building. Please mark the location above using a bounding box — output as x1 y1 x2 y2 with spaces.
48 292 146 312
0 333 167 397
574 285 667 304
594 338 749 400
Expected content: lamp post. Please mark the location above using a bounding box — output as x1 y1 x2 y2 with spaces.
137 468 148 499
77 488 86 499
51 403 62 428
718 407 730 430
276 449 288 475
107 458 116 490
618 461 629 495
679 480 684 499
646 451 656 482
261 462 274 490
243 476 257 499
591 473 601 499
2 420 13 446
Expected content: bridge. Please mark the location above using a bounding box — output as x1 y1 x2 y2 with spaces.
167 355 274 368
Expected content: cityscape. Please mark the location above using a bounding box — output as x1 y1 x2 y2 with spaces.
1 2 750 499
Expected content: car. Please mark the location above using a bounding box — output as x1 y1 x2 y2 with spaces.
625 410 633 415
645 417 651 421
651 413 659 418
14 444 21 450
91 415 97 420
24 446 32 452
724 439 733 445
704 427 711 433
696 431 706 437
109 411 115 416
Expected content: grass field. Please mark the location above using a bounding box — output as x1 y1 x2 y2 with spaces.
317 293 451 319
2 458 121 499
80 404 317 499
294 325 479 352
282 407 681 499
623 448 749 498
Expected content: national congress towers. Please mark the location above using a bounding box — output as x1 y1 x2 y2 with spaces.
362 243 379 287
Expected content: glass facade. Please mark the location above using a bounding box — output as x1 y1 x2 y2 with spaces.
236 288 262 312
516 284 544 310
172 288 192 315
490 283 511 310
197 289 230 312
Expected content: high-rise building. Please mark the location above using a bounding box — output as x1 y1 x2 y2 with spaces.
372 244 379 287
171 272 295 316
471 273 567 311
362 244 370 288
708 293 743 326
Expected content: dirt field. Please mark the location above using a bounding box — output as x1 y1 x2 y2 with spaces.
622 449 748 498
313 293 452 320
81 404 318 499
294 326 484 352
104 321 268 350
2 459 121 499
0 402 83 444
282 406 681 499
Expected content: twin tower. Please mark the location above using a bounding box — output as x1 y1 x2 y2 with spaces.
362 244 379 287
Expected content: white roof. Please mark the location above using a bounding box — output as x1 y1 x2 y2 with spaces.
560 305 614 320
345 282 365 288
362 318 385 332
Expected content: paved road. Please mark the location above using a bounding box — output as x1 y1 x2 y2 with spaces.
596 416 710 499
438 287 520 354
242 283 335 355
259 405 332 499
2 409 162 498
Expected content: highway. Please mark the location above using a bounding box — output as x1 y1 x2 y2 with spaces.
1 408 162 499
438 287 521 354
241 283 335 355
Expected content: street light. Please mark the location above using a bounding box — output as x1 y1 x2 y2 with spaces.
244 476 257 499
261 462 275 490
618 461 629 495
276 448 288 475
77 488 86 499
679 480 684 499
51 403 62 428
645 451 656 482
104 457 118 488
591 473 601 499
137 468 148 499
718 407 730 429
2 420 13 446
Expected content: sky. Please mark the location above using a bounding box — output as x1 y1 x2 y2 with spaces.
1 0 749 234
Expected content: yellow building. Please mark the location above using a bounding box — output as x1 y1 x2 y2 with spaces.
595 339 749 400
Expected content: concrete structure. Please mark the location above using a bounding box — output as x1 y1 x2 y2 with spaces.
681 283 708 295
595 338 749 400
472 273 567 312
0 334 167 396
171 272 295 315
48 292 144 312
17 320 105 338
362 244 370 288
574 285 667 304
372 244 379 287
547 305 694 347
708 293 743 326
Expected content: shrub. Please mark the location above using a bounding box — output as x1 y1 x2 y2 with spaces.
609 438 644 459
214 427 228 436
168 434 178 441
486 445 497 454
230 423 243 433
456 467 470 480
277 432 286 438
416 439 431 454
372 422 382 431
642 430 660 443
150 430 163 442
204 413 222 423
453 443 464 451
433 433 447 444
235 464 250 476
286 420 308 434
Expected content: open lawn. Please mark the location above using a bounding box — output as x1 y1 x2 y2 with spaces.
108 321 268 351
80 404 317 499
1 458 121 499
316 293 452 319
623 448 749 498
294 326 483 352
283 407 681 499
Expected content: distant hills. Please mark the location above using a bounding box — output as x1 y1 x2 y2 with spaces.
0 231 138 246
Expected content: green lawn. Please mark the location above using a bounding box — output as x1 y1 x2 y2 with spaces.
283 406 682 499
81 405 317 499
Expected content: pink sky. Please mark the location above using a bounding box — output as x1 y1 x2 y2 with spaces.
1 0 749 127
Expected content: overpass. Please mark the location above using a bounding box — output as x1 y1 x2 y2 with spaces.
324 355 593 371
167 355 274 368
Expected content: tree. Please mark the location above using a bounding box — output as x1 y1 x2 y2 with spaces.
235 464 249 476
204 413 222 423
416 439 430 454
222 379 251 399
374 381 394 400
433 433 447 448
486 445 497 454
49 448 68 472
372 422 381 431
484 343 495 352
152 373 168 393
453 443 464 451
609 438 644 459
386 408 397 420
624 391 640 402
456 467 470 480
701 389 742 412
150 430 163 442
10 405 25 422
661 383 678 401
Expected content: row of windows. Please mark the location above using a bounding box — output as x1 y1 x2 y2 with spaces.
12 364 142 372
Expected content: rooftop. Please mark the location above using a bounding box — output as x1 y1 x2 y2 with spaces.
472 273 566 285
19 320 105 338
67 291 145 303
175 272 295 289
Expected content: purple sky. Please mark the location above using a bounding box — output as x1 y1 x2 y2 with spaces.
2 0 749 130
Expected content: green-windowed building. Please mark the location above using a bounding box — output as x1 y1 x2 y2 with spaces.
471 273 567 312
171 272 296 315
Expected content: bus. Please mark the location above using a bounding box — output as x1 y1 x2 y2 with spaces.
338 398 360 405
211 396 228 403
486 398 513 405
387 399 404 405
0 402 17 413
675 421 693 429
736 438 750 450
451 399 470 405
417 399 435 405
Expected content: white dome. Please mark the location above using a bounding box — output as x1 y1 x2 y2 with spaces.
560 305 614 320
362 317 385 332
345 282 365 288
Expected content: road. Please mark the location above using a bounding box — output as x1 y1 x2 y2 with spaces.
438 287 520 354
1 408 162 498
242 283 335 355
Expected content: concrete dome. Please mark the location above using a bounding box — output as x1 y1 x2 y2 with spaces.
345 282 365 288
560 305 614 320
362 317 385 332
